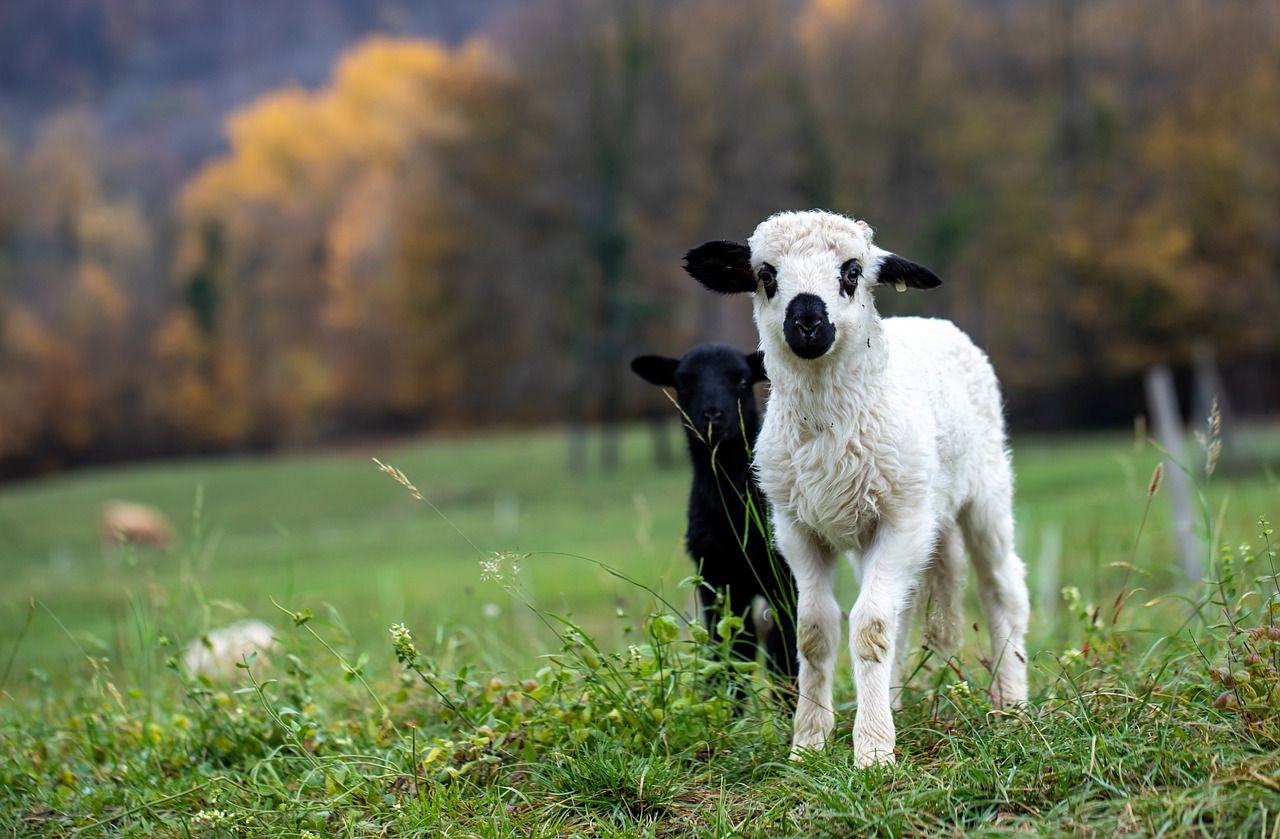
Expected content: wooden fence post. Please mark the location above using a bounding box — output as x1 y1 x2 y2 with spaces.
1143 365 1202 582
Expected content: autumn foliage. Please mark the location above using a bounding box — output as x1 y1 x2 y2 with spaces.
1 0 1278 476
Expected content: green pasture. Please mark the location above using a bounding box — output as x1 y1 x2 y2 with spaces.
2 423 1277 693
3 424 1280 837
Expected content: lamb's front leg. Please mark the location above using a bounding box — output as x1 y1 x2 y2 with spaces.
849 523 932 766
773 516 840 758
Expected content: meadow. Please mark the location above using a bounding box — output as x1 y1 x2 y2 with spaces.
2 422 1280 836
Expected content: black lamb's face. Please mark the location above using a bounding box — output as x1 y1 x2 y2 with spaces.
630 344 768 441
673 345 760 439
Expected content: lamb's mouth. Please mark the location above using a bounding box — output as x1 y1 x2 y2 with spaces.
694 418 741 441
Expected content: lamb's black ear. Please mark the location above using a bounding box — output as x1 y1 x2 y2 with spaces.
876 252 943 290
683 241 756 295
746 350 768 384
630 355 679 387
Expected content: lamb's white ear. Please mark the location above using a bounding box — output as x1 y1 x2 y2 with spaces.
871 247 942 292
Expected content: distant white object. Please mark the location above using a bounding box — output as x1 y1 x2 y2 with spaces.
100 500 174 549
1144 365 1201 581
493 491 520 538
183 619 277 680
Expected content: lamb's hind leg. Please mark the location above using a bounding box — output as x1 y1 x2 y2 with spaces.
889 600 911 710
891 528 963 708
773 516 840 758
961 496 1030 708
921 526 965 664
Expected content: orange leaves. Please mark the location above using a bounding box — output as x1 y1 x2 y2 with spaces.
0 305 93 458
166 35 508 446
795 0 867 56
149 310 253 446
5 1 1280 468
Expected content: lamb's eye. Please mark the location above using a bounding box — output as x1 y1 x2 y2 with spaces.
839 259 861 296
757 263 778 299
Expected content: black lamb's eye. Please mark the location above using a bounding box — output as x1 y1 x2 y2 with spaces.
757 263 778 299
839 259 861 296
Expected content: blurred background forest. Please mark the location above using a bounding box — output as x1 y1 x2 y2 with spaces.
1 0 1278 480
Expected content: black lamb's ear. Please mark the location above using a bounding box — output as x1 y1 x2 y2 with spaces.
630 355 679 387
876 253 943 290
746 350 769 384
683 241 756 295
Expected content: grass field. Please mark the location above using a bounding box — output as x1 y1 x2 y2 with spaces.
2 423 1280 836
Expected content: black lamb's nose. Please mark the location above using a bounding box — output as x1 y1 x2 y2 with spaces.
701 408 725 426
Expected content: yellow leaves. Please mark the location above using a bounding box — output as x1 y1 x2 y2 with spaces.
221 86 326 204
1 304 57 358
0 304 92 455
165 34 509 445
151 309 204 362
75 260 129 324
150 311 252 445
1106 213 1193 294
330 37 488 152
805 0 864 23
186 35 500 221
78 200 149 262
281 348 332 409
796 0 867 58
322 174 394 331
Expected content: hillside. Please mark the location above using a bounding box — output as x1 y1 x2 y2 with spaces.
0 0 520 174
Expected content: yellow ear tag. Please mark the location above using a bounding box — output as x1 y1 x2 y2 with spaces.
894 280 907 293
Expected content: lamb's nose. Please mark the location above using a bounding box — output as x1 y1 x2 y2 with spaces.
795 312 825 338
701 408 725 425
784 293 835 360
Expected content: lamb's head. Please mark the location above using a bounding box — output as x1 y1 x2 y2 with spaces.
683 211 941 363
630 344 767 443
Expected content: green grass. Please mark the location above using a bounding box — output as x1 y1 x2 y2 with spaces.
2 422 1280 836
0 426 697 687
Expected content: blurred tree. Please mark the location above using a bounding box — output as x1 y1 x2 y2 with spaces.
171 37 506 448
0 110 152 470
3 0 1280 475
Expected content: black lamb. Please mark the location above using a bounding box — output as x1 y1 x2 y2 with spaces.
631 343 798 703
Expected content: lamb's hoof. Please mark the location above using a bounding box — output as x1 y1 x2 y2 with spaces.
854 743 897 767
788 731 829 760
989 687 1029 711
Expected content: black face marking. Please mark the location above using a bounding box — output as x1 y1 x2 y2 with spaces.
783 294 835 360
758 263 778 299
839 258 861 296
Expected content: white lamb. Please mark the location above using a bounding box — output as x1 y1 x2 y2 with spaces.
684 210 1029 765
183 619 277 680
